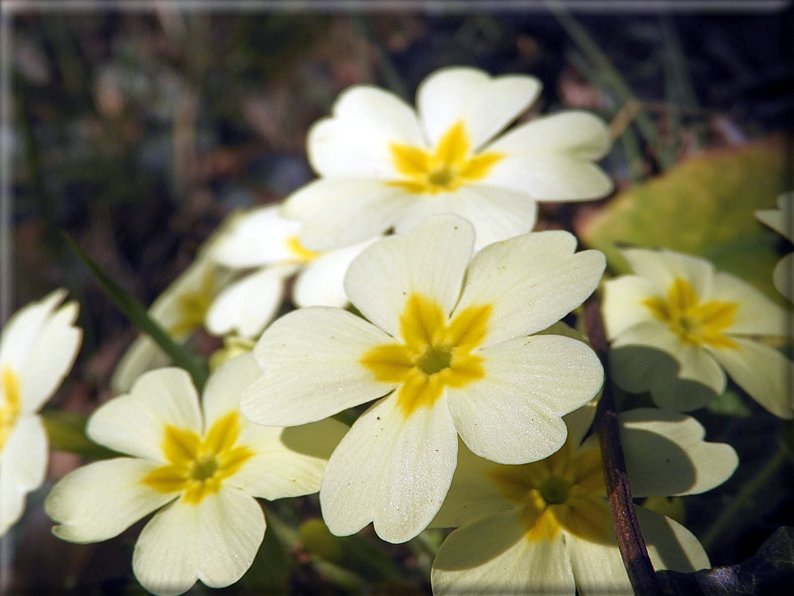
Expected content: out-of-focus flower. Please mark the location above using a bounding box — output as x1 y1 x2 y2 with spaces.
206 205 375 339
430 404 738 596
756 192 793 302
241 215 605 543
47 356 347 596
283 66 612 251
0 289 81 535
603 248 792 418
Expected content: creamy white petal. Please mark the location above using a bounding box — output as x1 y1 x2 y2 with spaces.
232 418 347 501
609 345 722 411
133 487 265 596
45 457 173 543
485 111 612 161
344 215 474 338
111 337 172 396
565 532 632 596
292 239 375 309
417 67 542 150
205 266 294 339
612 322 726 396
456 230 605 346
432 508 574 596
308 86 424 179
391 184 538 250
773 253 794 303
210 205 300 268
620 409 738 497
0 289 67 370
637 506 710 572
447 335 603 465
320 394 458 544
0 415 48 535
711 271 788 336
564 399 599 449
430 439 513 529
242 307 395 426
621 249 715 300
485 154 613 201
88 368 203 460
283 178 415 252
708 338 793 419
200 353 262 429
601 275 662 340
755 192 794 241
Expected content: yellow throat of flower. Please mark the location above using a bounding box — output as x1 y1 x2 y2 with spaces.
489 443 612 544
142 411 254 505
360 293 490 418
286 235 320 263
643 278 738 349
0 368 21 452
387 121 504 195
168 270 217 337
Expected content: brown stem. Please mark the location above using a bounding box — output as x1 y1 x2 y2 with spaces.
584 297 660 596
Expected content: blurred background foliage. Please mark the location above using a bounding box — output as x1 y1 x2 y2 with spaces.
5 4 793 594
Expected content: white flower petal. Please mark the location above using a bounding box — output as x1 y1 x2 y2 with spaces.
485 111 612 161
773 253 793 303
133 487 265 596
88 368 203 460
344 215 474 338
210 205 300 268
708 338 793 419
201 353 262 429
637 506 710 573
612 322 726 396
601 275 661 340
621 249 715 300
620 408 738 497
417 67 542 150
0 289 67 370
242 307 394 426
609 345 723 411
711 271 788 336
205 266 293 339
320 394 458 544
564 399 599 449
430 439 513 529
485 154 613 201
432 508 574 596
308 86 424 179
292 239 375 308
283 178 414 251
0 415 48 535
565 532 632 596
232 418 347 501
755 192 794 242
447 335 603 465
456 230 605 345
45 457 173 543
392 184 538 250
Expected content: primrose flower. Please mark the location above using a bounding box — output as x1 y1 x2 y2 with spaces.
46 356 347 596
112 255 232 393
241 215 606 543
0 290 81 536
206 204 375 338
603 248 792 418
756 192 793 302
430 404 738 596
283 66 613 252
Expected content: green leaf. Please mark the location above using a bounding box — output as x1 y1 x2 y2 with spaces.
62 233 208 389
580 142 789 303
243 516 290 594
41 411 118 459
705 389 752 418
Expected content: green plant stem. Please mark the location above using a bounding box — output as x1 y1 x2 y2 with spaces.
701 422 794 551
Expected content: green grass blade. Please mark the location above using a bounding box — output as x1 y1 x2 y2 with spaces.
63 233 208 389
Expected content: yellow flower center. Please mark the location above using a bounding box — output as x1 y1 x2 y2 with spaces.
387 121 504 195
168 270 217 336
643 278 738 349
142 411 254 505
360 293 491 418
489 443 612 544
286 235 320 263
0 368 21 452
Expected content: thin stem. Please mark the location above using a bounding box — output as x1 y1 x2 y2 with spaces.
584 298 661 596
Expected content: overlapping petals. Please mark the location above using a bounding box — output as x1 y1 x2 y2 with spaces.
283 66 613 251
242 215 605 542
756 192 794 302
